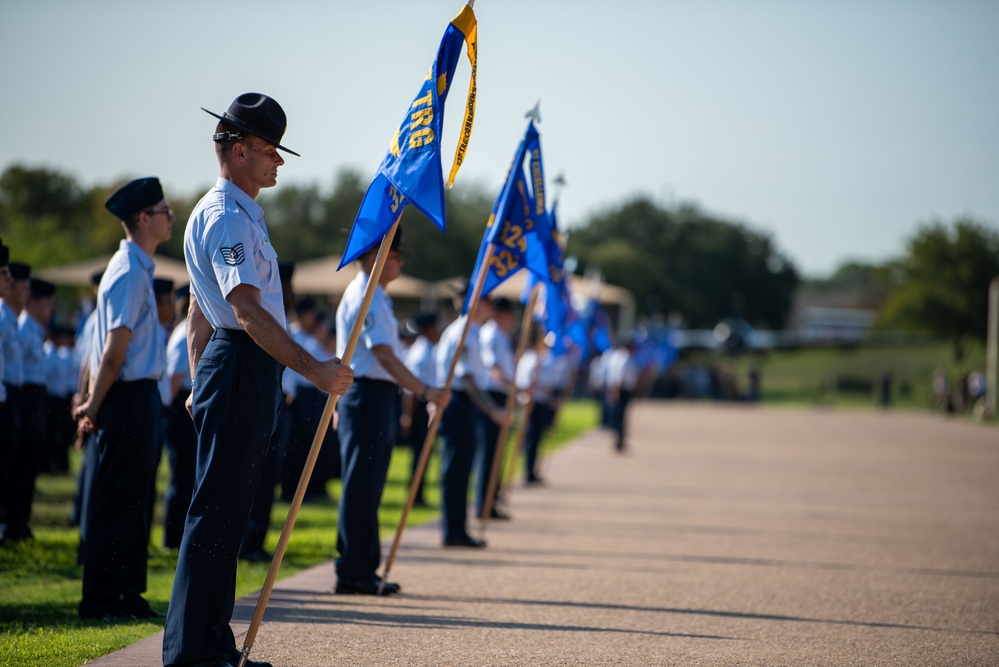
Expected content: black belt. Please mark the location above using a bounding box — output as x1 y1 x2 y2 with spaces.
354 377 398 389
114 378 158 389
212 328 250 342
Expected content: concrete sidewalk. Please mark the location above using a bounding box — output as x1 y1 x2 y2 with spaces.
90 403 999 666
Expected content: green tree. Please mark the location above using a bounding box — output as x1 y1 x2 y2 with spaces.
0 165 122 266
877 217 999 359
567 197 798 328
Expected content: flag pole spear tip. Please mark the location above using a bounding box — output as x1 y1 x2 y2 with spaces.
525 100 541 124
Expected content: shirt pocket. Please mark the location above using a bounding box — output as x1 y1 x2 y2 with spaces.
256 242 280 294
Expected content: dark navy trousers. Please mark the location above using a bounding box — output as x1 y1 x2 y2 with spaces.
523 401 555 481
6 383 46 539
78 379 158 618
475 390 507 517
240 395 290 556
440 391 484 541
336 378 398 582
0 385 21 532
162 388 196 549
162 329 282 666
407 397 430 505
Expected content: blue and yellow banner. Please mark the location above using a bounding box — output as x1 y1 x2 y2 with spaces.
463 121 549 313
339 5 478 269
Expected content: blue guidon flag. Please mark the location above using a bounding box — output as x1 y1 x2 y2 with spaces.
338 4 478 270
463 120 549 314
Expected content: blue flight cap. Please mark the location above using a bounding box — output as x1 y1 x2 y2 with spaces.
105 177 164 222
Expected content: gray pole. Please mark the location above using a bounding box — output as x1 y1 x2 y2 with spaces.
987 277 998 419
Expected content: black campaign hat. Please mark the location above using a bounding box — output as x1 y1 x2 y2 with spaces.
106 177 164 222
202 93 300 157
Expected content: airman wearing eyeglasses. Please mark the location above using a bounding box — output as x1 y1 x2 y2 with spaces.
73 176 173 621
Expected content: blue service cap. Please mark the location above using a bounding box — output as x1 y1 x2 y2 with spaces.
9 262 30 281
105 177 164 222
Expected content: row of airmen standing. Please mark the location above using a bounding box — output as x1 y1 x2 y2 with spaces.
1 93 579 667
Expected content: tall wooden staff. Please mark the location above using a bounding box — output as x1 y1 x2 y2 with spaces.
477 281 541 534
238 220 400 667
378 241 497 593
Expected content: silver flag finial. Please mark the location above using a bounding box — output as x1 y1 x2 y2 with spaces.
524 100 541 124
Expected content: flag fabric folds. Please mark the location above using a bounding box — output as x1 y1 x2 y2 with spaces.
338 5 478 270
462 120 549 313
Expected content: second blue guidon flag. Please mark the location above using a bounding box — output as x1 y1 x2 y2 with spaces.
463 121 549 313
338 5 478 270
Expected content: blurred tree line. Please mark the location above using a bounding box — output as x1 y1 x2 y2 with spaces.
2 164 997 344
566 197 798 329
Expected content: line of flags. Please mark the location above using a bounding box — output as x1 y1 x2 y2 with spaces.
335 2 661 373
338 4 477 270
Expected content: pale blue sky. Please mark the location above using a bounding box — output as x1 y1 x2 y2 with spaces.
2 0 997 277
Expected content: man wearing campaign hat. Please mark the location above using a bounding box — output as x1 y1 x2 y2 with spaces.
73 176 174 620
163 93 353 667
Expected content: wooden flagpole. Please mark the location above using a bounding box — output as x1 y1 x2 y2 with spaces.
238 219 400 667
477 281 540 534
379 241 498 592
504 325 547 491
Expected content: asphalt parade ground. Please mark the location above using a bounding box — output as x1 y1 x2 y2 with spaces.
91 403 999 666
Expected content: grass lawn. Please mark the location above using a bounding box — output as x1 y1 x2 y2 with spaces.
725 340 988 410
0 399 599 667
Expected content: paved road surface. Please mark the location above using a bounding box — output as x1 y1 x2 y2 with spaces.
90 403 999 666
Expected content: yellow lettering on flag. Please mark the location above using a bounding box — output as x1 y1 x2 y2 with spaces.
410 127 435 149
410 106 434 129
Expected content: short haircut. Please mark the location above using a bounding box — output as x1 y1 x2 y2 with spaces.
215 120 251 164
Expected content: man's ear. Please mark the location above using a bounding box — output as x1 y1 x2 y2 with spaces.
231 140 248 163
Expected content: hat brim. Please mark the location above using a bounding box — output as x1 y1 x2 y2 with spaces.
202 108 300 157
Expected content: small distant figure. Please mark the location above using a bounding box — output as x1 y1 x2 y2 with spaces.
931 369 950 412
747 366 760 403
878 369 892 409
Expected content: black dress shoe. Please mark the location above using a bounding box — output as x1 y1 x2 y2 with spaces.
335 576 400 596
443 534 487 548
238 548 274 563
80 607 136 622
168 658 236 667
489 508 512 521
222 652 274 667
126 596 165 619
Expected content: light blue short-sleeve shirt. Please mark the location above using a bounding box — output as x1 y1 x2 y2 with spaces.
90 240 164 382
184 178 286 331
18 312 46 386
166 318 192 395
436 315 483 385
479 319 514 393
335 271 399 382
403 336 437 387
0 300 24 389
